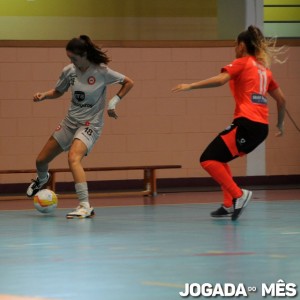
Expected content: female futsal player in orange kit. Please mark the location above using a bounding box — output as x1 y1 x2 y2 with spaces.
173 25 286 221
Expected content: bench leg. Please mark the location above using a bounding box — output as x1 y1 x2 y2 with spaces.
144 169 157 197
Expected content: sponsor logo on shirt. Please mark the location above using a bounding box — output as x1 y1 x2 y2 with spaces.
71 100 94 108
251 93 267 105
74 91 85 102
72 91 94 108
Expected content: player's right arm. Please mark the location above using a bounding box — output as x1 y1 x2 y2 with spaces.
33 89 63 102
172 72 230 92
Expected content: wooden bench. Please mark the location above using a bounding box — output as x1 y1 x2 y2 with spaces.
0 165 181 199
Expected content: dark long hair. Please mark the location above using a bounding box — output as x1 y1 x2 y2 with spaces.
237 25 287 68
66 35 110 65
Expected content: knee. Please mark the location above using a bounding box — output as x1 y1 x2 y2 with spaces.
68 150 80 167
200 160 212 170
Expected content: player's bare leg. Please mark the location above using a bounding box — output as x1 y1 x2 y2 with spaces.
66 138 94 219
27 136 63 197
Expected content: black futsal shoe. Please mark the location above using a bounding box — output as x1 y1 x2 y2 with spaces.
211 205 233 218
26 173 50 197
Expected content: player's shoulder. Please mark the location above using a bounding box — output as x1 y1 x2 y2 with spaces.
92 63 110 73
91 64 119 79
223 57 248 70
233 56 251 66
61 64 76 75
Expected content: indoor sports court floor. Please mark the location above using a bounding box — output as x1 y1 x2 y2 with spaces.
0 189 299 300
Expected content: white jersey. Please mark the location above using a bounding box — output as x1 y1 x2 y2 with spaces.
55 63 125 130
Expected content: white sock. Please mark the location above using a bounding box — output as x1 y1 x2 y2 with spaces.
75 182 90 208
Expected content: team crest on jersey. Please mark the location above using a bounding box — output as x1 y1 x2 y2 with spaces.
88 76 96 85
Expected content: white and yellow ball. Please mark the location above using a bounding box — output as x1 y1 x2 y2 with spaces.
33 189 58 213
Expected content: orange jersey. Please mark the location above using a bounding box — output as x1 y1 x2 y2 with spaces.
222 56 279 124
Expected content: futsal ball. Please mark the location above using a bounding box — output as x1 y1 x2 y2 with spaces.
33 189 58 213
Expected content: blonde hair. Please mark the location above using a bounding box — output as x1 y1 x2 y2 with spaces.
237 25 288 68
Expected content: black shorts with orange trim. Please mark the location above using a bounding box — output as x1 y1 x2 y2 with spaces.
200 117 269 163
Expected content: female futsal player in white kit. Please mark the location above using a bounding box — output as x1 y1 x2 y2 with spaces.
26 35 134 218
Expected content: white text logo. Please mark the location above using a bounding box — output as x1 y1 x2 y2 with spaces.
179 280 297 298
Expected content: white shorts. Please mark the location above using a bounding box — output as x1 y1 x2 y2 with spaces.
52 119 102 155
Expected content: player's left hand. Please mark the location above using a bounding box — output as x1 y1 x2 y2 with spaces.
107 109 118 119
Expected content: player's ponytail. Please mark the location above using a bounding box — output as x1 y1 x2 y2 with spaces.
79 35 110 65
237 25 287 68
66 35 110 65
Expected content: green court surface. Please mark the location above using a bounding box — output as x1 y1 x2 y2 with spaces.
0 190 299 300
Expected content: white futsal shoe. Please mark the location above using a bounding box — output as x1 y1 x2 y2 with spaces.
66 204 95 219
26 172 50 197
231 189 252 221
